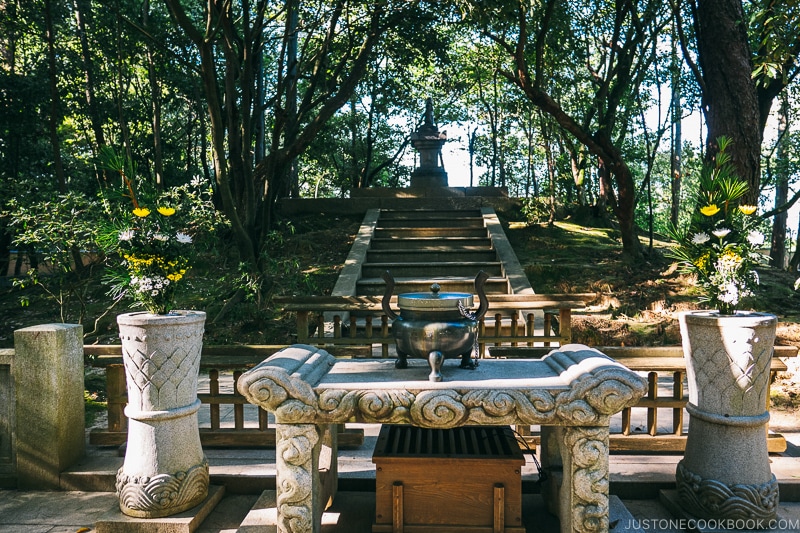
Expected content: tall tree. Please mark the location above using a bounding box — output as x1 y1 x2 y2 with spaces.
43 0 66 193
769 92 789 268
670 19 682 227
467 0 670 260
680 0 800 203
73 0 106 157
163 0 426 285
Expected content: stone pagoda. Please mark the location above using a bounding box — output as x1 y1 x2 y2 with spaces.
410 98 448 188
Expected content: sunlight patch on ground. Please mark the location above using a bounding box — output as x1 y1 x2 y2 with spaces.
553 220 614 239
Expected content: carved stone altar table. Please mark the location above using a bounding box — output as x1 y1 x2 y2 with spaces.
237 343 647 533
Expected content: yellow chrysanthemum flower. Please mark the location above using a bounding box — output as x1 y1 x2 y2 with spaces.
132 207 151 218
738 205 757 215
157 206 176 216
699 204 720 216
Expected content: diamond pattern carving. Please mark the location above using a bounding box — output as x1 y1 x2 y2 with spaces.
684 314 775 417
121 322 203 412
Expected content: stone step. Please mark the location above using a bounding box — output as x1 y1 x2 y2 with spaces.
363 261 503 278
369 236 493 250
366 249 499 263
373 227 489 239
356 276 509 295
376 217 486 229
235 490 645 533
378 208 484 219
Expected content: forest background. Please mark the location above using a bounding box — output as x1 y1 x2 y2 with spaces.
2 0 800 357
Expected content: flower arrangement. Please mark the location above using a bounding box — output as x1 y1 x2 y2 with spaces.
668 137 766 315
101 151 208 315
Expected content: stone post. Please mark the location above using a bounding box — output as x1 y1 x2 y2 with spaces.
14 323 85 489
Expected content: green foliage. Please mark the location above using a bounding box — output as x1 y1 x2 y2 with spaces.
667 138 767 314
521 197 551 224
748 2 800 88
4 192 106 323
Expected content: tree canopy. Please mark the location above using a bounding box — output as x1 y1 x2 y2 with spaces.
2 0 800 287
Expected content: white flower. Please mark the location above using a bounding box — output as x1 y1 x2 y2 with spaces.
151 290 159 296
119 229 135 241
691 232 710 245
176 232 192 244
153 233 168 242
191 176 203 188
747 231 765 246
712 228 731 239
719 284 740 305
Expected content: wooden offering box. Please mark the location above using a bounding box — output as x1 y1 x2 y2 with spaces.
372 425 526 533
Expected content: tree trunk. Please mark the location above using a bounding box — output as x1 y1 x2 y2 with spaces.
143 0 164 189
73 0 106 159
0 227 11 278
44 0 66 193
545 142 556 225
790 215 800 273
769 92 789 268
523 110 535 197
113 2 133 163
468 126 478 187
568 145 587 207
670 21 682 227
285 0 299 197
695 0 762 202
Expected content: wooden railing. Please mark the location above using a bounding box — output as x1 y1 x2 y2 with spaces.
85 345 365 448
491 345 798 453
84 293 798 454
276 293 593 356
86 345 277 447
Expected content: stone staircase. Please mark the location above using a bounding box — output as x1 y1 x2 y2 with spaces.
336 206 533 299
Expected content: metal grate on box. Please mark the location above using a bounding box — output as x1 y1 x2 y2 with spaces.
373 425 524 459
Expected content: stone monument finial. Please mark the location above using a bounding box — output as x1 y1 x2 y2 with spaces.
424 97 434 126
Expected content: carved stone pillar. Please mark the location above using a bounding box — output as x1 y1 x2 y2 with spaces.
275 423 325 533
541 425 610 533
116 311 208 518
677 311 778 521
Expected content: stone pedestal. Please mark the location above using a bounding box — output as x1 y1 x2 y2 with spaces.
677 311 779 522
116 311 208 518
14 323 85 489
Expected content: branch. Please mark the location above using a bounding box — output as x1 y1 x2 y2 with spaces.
761 187 800 219
672 0 706 96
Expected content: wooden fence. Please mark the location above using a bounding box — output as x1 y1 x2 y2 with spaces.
83 294 798 454
491 345 795 453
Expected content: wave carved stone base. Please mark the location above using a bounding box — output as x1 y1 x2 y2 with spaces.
116 461 210 518
676 461 779 522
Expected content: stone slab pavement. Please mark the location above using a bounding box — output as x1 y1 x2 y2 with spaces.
2 489 800 533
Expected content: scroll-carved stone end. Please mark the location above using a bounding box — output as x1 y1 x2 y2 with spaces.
546 344 648 419
237 344 334 414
